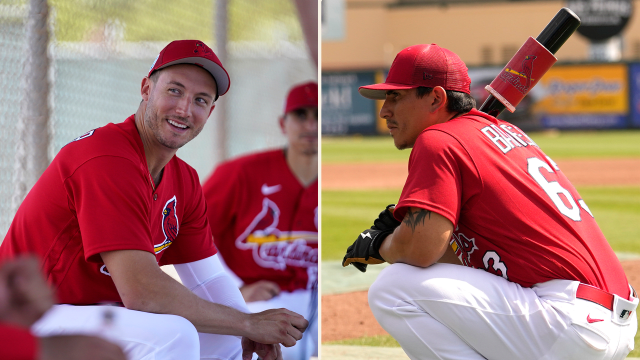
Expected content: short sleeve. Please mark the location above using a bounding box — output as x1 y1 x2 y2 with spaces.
160 169 217 265
395 130 471 225
65 156 153 262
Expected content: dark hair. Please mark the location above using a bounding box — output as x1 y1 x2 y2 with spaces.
149 70 161 83
415 86 475 114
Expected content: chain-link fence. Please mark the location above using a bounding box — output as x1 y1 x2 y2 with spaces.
0 0 318 238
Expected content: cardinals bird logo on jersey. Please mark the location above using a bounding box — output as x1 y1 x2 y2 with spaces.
450 227 478 267
155 196 179 254
235 198 318 270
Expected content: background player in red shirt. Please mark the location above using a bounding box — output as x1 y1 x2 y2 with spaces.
342 44 638 359
0 40 307 360
0 256 125 360
202 81 318 359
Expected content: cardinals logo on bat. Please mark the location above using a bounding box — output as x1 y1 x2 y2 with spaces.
155 196 179 254
500 55 537 94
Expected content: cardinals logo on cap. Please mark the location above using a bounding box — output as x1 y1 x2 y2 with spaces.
194 41 212 55
155 196 179 254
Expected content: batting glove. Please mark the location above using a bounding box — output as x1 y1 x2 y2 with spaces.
372 204 401 231
342 227 394 273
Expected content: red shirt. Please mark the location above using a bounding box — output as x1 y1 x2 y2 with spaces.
0 323 37 360
395 109 629 298
202 149 318 292
0 116 217 304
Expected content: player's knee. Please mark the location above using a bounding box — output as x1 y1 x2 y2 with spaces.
368 267 398 316
156 314 200 350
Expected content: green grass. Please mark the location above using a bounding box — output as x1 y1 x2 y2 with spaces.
325 334 401 347
322 187 640 261
632 337 640 357
322 189 401 261
324 334 640 357
577 187 640 254
322 136 410 163
529 130 640 159
322 130 640 163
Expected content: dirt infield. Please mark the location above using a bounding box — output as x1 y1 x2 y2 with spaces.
323 158 640 190
322 157 640 342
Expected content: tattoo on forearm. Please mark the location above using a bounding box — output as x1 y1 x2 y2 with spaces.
403 209 431 233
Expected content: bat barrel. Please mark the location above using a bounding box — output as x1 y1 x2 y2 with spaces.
536 8 581 54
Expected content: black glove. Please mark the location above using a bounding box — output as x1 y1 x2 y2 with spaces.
342 204 401 273
342 228 392 272
373 204 401 231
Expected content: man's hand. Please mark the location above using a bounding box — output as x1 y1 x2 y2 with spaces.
240 280 280 302
241 336 282 360
246 308 308 346
38 335 126 360
373 204 401 231
0 256 54 327
342 228 390 272
342 204 401 273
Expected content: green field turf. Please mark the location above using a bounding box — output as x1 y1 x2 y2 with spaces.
322 130 640 163
322 187 640 261
325 333 640 358
325 334 400 347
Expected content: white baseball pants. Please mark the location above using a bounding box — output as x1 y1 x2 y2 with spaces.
368 263 638 360
31 304 242 360
31 255 250 360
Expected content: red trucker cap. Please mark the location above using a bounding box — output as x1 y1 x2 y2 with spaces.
148 40 230 100
284 81 318 114
359 44 471 100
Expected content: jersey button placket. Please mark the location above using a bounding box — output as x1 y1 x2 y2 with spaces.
153 193 158 201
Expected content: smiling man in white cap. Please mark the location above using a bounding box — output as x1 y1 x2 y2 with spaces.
0 39 307 360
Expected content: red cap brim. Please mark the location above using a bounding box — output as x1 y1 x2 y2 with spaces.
358 83 418 100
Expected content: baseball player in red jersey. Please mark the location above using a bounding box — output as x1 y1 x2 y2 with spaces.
342 44 638 360
0 40 307 360
202 81 318 359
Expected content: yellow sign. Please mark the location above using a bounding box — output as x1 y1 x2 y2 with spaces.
533 64 628 114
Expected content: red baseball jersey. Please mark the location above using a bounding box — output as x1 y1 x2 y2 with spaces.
0 115 217 305
395 108 629 298
202 149 318 292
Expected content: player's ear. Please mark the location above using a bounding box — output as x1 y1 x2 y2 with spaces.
141 77 151 101
278 115 286 134
431 86 448 112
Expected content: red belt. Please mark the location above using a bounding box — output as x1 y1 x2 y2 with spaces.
576 283 636 311
576 284 615 310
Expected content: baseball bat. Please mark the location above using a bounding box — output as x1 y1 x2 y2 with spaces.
478 7 581 117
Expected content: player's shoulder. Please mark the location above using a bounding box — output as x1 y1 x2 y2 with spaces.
59 115 142 163
170 155 201 182
422 109 501 143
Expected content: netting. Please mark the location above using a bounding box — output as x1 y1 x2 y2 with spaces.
0 0 317 238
